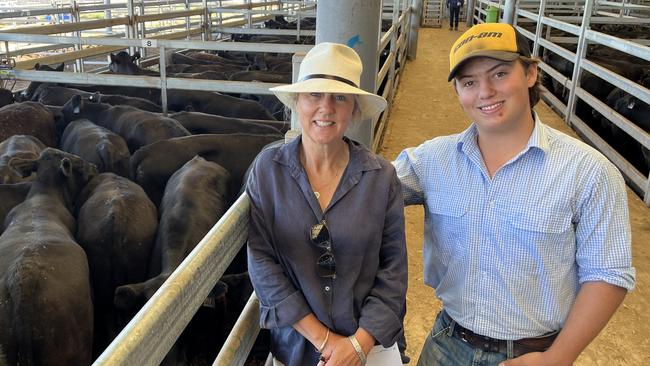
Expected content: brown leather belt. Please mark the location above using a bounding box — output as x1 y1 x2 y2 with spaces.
442 311 558 358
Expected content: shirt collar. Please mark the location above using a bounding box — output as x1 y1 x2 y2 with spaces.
273 135 381 178
456 112 550 156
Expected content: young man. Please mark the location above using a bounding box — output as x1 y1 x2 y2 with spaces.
393 23 635 365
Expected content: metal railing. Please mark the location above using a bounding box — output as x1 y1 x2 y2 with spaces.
471 0 650 206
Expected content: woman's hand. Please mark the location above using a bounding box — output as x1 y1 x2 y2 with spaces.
317 332 344 364
320 334 366 366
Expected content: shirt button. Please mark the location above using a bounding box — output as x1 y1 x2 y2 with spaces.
324 286 331 292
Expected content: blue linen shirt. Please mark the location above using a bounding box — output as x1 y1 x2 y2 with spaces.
246 136 408 366
393 116 635 340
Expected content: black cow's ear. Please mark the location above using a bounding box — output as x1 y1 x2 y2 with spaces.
60 158 72 177
72 94 82 114
110 53 116 62
133 52 141 61
34 63 41 70
8 157 38 178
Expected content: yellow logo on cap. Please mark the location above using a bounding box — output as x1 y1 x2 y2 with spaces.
453 32 503 54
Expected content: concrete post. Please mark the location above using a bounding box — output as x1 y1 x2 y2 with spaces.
315 0 382 148
503 0 517 24
466 0 475 26
104 0 112 35
408 0 422 61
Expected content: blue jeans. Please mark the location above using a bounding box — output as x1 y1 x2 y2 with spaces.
417 312 509 366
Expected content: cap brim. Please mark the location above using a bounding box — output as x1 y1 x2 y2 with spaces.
447 51 520 81
270 78 388 120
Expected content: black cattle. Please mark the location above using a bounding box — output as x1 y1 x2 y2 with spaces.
167 90 276 120
171 52 221 66
110 51 229 81
61 119 131 177
231 33 314 44
33 85 163 112
18 62 65 102
171 52 247 70
62 95 190 153
228 70 292 83
76 173 157 356
130 133 282 206
0 182 31 232
0 148 97 366
607 89 650 173
263 15 316 31
88 92 162 113
20 62 161 105
0 89 14 108
270 62 292 72
31 84 93 106
0 102 58 147
67 84 161 105
115 156 229 310
109 51 154 75
166 63 235 75
238 94 286 121
116 157 238 365
251 53 291 71
185 51 250 68
0 135 45 184
170 111 285 135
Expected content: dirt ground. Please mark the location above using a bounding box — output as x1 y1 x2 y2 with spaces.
378 27 650 365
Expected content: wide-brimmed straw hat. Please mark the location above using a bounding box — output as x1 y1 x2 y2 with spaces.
270 42 387 119
448 23 532 81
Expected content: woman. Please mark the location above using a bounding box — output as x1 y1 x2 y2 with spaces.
246 42 407 366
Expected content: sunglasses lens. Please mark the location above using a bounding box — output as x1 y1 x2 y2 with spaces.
310 222 330 247
317 252 336 277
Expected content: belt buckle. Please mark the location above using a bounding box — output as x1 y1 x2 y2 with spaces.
457 329 470 343
481 335 498 352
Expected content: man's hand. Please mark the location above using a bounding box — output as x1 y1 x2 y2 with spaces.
499 350 573 366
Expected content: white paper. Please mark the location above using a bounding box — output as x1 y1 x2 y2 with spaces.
366 342 402 365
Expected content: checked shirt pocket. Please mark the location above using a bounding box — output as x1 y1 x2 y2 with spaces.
425 194 469 261
501 207 575 274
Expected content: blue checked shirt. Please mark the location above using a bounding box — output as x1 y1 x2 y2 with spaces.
393 115 636 340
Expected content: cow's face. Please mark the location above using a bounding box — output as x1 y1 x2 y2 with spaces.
454 57 537 134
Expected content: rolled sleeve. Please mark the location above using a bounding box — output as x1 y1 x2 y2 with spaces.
393 146 425 206
358 172 408 346
575 162 636 291
246 156 312 329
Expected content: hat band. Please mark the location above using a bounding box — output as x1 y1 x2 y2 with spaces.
299 73 358 88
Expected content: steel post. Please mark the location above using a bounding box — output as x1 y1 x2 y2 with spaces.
503 0 517 24
408 0 421 61
316 0 382 148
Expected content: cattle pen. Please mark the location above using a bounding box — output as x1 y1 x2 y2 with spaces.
0 0 648 365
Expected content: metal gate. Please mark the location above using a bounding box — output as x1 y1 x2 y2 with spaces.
422 0 444 27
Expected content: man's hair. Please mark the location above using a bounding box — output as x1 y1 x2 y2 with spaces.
519 56 542 108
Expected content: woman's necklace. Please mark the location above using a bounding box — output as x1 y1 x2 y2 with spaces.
301 146 348 202
312 170 343 200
